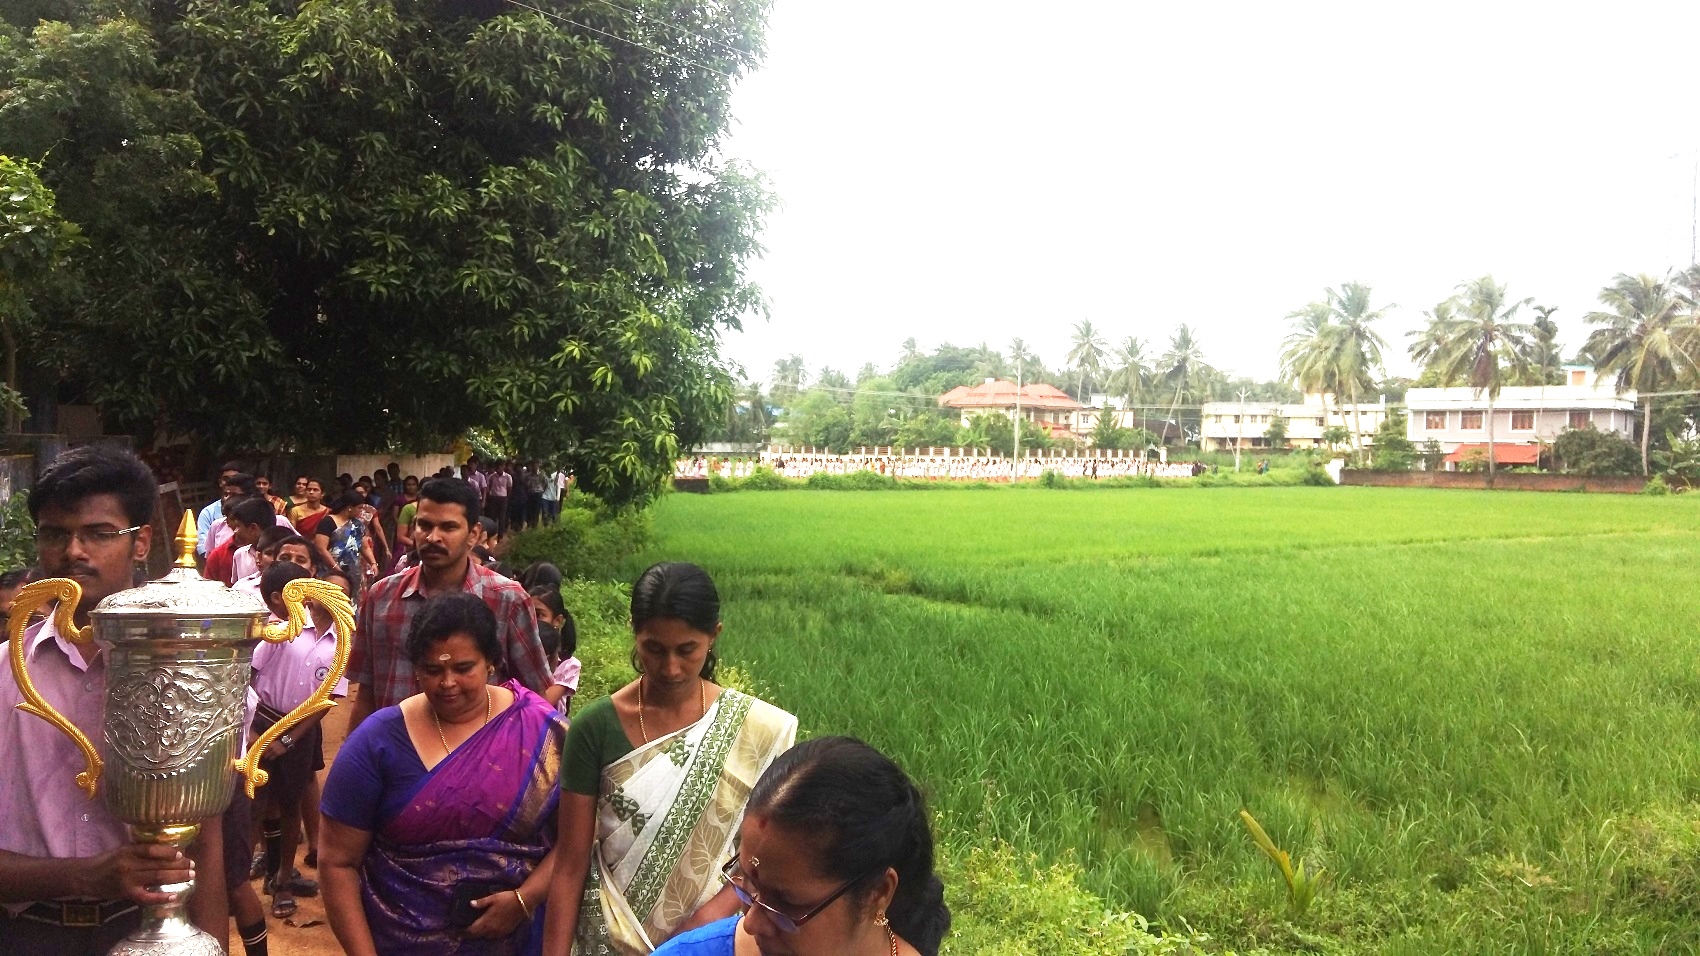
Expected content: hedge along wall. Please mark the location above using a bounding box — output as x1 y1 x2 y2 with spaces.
1340 470 1647 493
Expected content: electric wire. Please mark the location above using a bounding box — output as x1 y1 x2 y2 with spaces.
585 0 749 61
500 0 737 79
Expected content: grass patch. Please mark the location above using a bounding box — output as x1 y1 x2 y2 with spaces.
630 487 1700 953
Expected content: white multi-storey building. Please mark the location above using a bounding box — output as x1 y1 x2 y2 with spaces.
1198 395 1387 452
1404 367 1636 465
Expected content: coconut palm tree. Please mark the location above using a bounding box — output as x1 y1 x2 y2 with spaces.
1066 319 1108 401
1524 305 1562 440
1280 301 1340 447
1407 300 1457 373
1526 306 1563 385
743 380 770 441
770 355 806 410
1324 282 1391 461
1108 336 1152 433
1158 324 1211 445
1411 276 1536 480
1581 272 1700 476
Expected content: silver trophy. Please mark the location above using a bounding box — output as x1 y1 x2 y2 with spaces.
8 512 353 955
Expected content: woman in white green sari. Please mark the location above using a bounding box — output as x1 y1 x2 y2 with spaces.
543 562 798 955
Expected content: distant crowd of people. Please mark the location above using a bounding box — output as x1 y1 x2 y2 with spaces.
676 451 1207 481
2 445 951 956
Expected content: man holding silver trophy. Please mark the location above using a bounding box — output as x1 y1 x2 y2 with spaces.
1 444 355 956
0 446 227 953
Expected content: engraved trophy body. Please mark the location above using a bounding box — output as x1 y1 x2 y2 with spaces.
8 514 354 955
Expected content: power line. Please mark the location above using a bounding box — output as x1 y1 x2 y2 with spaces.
500 0 736 80
586 0 748 61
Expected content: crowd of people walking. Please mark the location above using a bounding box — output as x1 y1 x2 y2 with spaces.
0 445 951 956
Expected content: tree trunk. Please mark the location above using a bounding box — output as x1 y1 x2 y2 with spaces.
1166 382 1184 448
1485 391 1497 485
1638 392 1652 472
1349 383 1364 465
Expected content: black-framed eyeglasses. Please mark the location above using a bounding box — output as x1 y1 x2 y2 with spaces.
719 857 874 934
34 525 143 551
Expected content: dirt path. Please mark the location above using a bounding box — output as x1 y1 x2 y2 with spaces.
237 695 354 956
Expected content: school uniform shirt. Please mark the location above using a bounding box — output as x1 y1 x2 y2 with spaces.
0 612 130 911
251 624 349 712
204 512 297 559
231 545 258 583
232 571 263 599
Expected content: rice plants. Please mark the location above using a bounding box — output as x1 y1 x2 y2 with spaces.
636 487 1700 952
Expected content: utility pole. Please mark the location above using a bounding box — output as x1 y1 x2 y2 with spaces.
1012 356 1023 482
1235 387 1248 472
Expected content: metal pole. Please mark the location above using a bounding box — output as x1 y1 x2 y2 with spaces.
1235 387 1247 472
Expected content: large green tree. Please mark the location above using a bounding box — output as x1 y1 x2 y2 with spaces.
1279 283 1389 462
1157 324 1211 446
1106 336 1151 434
1409 276 1535 480
0 155 81 431
1065 319 1107 401
0 1 773 505
1581 272 1699 476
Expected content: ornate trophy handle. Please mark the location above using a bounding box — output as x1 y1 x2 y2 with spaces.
234 577 355 798
7 577 102 798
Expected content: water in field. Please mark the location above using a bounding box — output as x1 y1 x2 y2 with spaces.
639 487 1700 953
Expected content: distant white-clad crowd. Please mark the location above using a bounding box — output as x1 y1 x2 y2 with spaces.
675 452 1206 481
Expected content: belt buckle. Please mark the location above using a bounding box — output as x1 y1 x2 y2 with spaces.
62 902 101 927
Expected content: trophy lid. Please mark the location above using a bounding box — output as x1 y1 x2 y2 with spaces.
91 509 267 619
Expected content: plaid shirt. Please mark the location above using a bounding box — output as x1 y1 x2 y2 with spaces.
349 559 549 709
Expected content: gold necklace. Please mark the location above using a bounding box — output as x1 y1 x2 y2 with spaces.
889 927 899 956
433 686 492 755
636 677 706 744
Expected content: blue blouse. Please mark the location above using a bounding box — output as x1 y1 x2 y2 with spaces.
653 916 738 956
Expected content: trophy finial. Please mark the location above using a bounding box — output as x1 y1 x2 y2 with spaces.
174 509 197 569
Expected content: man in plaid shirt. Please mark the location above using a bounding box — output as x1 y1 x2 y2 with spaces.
343 476 549 733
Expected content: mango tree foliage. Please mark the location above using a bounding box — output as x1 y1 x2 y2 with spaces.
0 154 82 429
0 0 773 505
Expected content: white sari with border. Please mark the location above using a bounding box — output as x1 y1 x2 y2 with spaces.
574 688 797 955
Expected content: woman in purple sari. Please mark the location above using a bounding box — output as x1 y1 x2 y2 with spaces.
322 592 567 956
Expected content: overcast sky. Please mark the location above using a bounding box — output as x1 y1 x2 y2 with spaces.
711 1 1700 386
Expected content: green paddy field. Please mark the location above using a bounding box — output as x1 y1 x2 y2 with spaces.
635 487 1700 953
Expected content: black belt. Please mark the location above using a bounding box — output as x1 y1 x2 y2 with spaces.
8 900 139 928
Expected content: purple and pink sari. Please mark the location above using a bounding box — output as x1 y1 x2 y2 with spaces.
361 682 567 955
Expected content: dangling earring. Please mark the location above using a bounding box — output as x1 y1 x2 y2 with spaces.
874 913 889 927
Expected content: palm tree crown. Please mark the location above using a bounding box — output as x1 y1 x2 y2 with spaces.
1066 319 1108 400
1159 324 1212 444
1581 271 1699 475
1409 275 1535 477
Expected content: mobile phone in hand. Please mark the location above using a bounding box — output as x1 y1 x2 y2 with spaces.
448 881 506 929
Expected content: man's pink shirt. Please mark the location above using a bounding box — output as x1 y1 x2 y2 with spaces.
0 612 130 906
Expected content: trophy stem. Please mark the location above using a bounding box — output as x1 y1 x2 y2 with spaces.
110 824 223 956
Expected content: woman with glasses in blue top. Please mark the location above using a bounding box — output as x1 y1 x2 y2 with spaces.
653 737 950 956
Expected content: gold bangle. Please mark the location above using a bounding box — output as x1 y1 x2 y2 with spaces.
514 888 531 919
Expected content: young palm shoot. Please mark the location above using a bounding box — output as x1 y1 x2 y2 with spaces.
1239 809 1328 918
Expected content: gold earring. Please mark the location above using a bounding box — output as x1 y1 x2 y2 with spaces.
874 913 889 927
